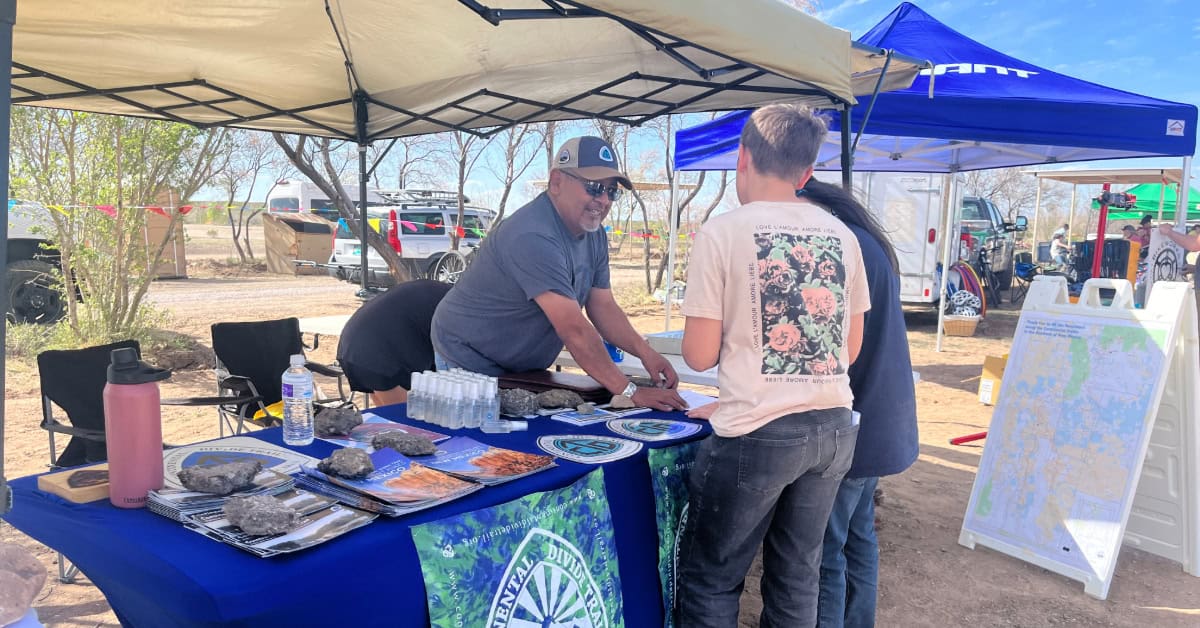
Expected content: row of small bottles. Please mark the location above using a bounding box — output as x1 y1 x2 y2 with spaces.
407 369 526 433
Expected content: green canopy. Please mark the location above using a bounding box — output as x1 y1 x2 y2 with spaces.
1091 182 1200 221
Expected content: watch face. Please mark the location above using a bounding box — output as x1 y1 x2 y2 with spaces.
622 382 637 398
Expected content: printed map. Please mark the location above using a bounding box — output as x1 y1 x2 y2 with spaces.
963 312 1170 587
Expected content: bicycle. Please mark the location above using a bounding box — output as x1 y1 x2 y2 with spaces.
973 241 1005 308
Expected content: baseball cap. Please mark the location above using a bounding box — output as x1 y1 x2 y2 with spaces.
551 136 633 189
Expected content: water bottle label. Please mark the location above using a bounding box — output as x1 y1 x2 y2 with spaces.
282 383 313 398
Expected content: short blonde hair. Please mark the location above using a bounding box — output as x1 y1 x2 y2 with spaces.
739 104 828 181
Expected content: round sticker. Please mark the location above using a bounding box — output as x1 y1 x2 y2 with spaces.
537 435 642 464
606 419 702 442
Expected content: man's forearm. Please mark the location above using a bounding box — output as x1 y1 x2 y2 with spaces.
560 324 632 394
1162 228 1200 253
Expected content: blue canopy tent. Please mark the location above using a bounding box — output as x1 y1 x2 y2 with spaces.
668 2 1197 349
674 2 1197 174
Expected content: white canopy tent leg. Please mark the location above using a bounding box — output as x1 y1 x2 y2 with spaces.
935 173 958 352
1068 185 1077 242
1031 178 1043 257
664 173 680 331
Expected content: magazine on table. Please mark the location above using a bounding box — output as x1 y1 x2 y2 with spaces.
549 404 654 426
148 470 295 522
415 436 557 485
300 447 482 507
161 437 318 491
183 489 377 558
318 413 449 450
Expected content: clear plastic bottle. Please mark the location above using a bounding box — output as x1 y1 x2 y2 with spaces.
448 382 466 429
481 418 528 433
464 381 483 428
408 372 424 420
485 379 501 425
281 354 314 446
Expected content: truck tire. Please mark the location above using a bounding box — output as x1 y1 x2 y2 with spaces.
7 259 66 324
995 261 1014 292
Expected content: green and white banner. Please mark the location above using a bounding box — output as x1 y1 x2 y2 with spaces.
412 468 624 628
647 442 698 628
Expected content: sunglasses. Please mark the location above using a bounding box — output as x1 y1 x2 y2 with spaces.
562 170 623 202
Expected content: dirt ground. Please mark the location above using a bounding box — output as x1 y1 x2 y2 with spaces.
3 224 1199 627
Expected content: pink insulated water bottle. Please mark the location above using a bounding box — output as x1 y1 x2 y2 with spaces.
103 347 170 508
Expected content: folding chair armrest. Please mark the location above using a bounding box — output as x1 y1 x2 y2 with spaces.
163 393 262 407
306 361 342 378
40 418 105 442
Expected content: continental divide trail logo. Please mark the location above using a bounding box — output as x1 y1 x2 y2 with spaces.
411 468 624 628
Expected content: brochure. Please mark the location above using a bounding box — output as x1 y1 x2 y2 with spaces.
416 436 557 485
183 490 376 558
318 413 449 450
301 447 481 505
161 437 317 491
148 470 295 522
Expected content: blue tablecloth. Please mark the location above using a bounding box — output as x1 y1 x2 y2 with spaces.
2 406 708 627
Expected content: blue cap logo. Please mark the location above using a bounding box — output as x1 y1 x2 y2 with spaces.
598 146 614 162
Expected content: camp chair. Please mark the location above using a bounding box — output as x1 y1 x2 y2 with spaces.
1011 261 1042 305
37 339 140 584
209 317 348 436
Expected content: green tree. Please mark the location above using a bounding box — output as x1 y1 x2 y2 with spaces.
9 108 228 342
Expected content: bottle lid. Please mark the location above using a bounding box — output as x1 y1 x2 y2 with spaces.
289 354 305 367
510 420 528 431
107 347 170 385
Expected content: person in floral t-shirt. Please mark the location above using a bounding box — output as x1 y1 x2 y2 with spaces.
676 104 869 627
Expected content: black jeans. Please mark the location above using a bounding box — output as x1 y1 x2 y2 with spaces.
677 408 858 628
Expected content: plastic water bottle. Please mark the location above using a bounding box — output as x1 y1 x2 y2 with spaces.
103 347 169 508
408 372 424 420
464 381 483 428
281 354 314 446
448 383 466 429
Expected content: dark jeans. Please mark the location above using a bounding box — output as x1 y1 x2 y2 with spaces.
817 476 880 628
677 408 859 628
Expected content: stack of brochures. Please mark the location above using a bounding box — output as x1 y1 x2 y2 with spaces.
148 470 295 522
181 488 377 558
316 414 449 450
297 436 557 516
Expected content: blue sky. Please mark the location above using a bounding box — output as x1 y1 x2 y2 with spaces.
819 0 1200 172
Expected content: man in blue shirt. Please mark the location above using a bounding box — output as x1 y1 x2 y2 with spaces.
432 136 686 411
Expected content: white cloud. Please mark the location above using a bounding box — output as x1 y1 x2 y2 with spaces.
816 0 872 24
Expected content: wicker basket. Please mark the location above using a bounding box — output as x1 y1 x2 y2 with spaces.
943 315 980 337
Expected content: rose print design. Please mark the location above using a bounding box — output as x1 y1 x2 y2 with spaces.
755 232 847 375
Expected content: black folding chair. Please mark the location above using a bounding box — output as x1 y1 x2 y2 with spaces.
209 317 348 436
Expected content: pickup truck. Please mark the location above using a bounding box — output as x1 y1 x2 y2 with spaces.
7 200 66 324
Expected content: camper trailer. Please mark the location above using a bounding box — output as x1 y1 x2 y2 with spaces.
266 180 388 222
814 172 1024 305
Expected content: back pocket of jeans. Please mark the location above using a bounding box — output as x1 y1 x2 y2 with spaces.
737 435 809 494
820 424 860 479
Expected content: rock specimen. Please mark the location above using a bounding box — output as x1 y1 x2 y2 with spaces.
315 405 363 437
0 543 45 625
177 460 263 495
609 394 636 409
537 389 584 409
317 447 374 480
223 495 300 536
499 388 540 416
575 402 596 415
371 431 437 456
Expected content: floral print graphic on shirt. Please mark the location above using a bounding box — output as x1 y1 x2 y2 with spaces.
755 232 847 375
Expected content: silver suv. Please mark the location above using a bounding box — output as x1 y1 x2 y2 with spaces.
326 190 493 286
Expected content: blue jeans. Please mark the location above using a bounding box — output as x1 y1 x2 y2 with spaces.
677 409 859 628
817 476 880 628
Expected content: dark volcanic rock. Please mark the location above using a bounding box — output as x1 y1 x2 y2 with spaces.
315 405 364 437
223 495 300 536
537 389 584 409
499 388 540 416
317 447 374 480
371 431 437 456
177 460 263 495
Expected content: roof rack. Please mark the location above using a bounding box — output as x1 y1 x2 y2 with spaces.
375 189 469 205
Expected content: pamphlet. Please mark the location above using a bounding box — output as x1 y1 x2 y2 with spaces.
161 437 317 491
415 436 557 485
300 447 481 507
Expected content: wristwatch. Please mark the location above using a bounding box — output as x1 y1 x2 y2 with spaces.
620 381 638 399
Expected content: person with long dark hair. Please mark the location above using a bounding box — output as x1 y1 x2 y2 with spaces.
800 179 919 628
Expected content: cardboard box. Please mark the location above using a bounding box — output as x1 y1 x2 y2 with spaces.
264 212 333 275
978 354 1008 405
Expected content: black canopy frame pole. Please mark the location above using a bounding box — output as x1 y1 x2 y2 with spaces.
840 102 853 189
0 0 15 516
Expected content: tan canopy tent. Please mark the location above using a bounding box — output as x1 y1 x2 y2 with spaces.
0 0 927 509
